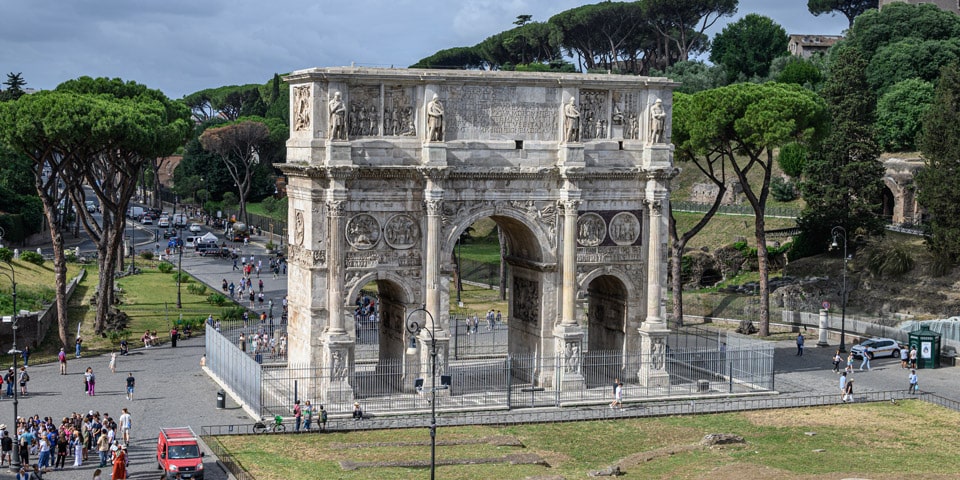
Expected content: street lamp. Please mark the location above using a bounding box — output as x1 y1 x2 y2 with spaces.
176 224 184 309
405 304 441 480
0 261 22 472
830 226 848 353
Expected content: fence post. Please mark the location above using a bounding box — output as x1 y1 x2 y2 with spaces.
506 355 512 409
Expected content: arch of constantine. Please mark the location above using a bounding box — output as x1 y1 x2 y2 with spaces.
279 67 678 405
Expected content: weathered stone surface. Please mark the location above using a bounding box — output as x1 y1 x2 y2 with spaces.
588 465 623 477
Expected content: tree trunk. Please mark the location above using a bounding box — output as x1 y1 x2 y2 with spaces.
670 241 685 328
755 213 770 337
38 195 69 348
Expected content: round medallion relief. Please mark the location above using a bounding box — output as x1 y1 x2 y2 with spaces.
576 213 606 247
383 214 420 249
609 212 640 246
345 214 381 250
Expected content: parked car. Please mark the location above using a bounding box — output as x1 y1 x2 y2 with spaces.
851 338 902 359
157 427 204 479
188 223 203 233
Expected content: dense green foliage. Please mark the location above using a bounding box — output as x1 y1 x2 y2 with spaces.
875 78 935 152
798 46 884 257
862 239 915 277
710 14 788 82
0 146 43 242
917 64 960 263
650 61 727 94
775 56 824 87
19 251 43 266
777 142 807 178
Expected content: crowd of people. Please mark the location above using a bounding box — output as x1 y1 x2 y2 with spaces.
0 407 132 479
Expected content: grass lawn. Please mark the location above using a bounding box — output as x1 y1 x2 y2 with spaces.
0 259 84 315
212 400 960 479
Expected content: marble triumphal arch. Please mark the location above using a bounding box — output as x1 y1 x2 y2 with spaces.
279 68 676 404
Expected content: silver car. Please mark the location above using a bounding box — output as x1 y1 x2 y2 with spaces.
851 338 902 359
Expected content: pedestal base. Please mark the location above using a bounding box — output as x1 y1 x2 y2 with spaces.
419 330 451 397
558 144 584 167
326 142 352 165
321 332 355 404
638 325 670 387
422 143 447 166
554 324 586 391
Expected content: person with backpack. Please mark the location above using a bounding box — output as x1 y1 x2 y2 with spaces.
58 348 67 375
18 367 29 396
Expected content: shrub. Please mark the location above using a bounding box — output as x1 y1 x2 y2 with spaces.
20 251 43 266
65 251 77 263
0 248 11 263
777 142 807 178
207 293 227 306
771 177 798 202
221 306 246 321
106 329 131 345
140 251 154 260
863 240 915 277
187 283 207 296
172 272 192 283
265 241 276 252
261 196 278 213
157 262 174 273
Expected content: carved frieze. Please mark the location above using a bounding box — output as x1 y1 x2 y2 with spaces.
345 249 422 269
346 214 381 250
294 209 305 246
580 89 608 141
512 277 540 326
287 244 326 267
348 85 380 137
293 85 311 132
613 91 639 139
383 214 420 249
577 245 645 264
385 86 415 136
577 213 606 247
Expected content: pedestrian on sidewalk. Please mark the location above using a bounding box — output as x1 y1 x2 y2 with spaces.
21 345 30 367
845 352 854 373
842 378 854 403
610 382 624 409
258 279 264 293
900 347 909 368
58 348 67 375
908 369 919 394
85 367 95 396
832 350 842 373
839 371 847 399
909 346 918 369
796 333 804 356
75 336 83 359
18 366 29 396
118 408 131 445
859 350 871 371
320 405 328 431
303 401 313 431
293 400 302 432
125 373 135 401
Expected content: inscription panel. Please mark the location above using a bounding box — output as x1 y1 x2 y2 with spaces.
441 85 560 141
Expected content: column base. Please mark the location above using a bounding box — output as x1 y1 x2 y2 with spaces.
419 330 451 397
554 324 586 391
638 326 670 387
321 332 355 404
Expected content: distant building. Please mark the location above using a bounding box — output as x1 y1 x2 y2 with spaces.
879 0 960 14
788 35 843 58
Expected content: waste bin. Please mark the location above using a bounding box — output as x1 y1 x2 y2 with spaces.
217 389 226 409
908 325 941 369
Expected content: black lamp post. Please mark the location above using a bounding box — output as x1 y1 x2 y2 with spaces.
831 226 848 353
1 261 21 471
405 304 439 480
176 225 184 308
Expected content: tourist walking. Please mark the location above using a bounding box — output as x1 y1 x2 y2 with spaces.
796 333 804 356
75 336 83 358
832 350 842 373
21 345 29 367
908 369 919 394
109 352 117 374
839 371 848 400
842 378 854 403
303 401 313 431
859 350 872 371
18 366 29 396
293 400 302 432
900 347 909 368
126 372 135 401
4 368 13 397
909 346 918 369
119 408 132 445
58 348 67 375
845 352 854 373
610 381 623 409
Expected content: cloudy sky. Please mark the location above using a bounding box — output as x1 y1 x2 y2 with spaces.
2 0 849 99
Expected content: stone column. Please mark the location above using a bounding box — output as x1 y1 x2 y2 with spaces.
421 180 449 394
639 193 670 387
553 195 585 391
817 309 830 347
321 194 354 404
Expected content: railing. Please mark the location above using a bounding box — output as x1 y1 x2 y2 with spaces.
671 200 801 219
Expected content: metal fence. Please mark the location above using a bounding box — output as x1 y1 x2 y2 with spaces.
206 323 263 414
671 200 801 219
458 257 500 285
208 323 774 419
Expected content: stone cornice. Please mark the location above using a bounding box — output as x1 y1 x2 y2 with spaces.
285 67 680 89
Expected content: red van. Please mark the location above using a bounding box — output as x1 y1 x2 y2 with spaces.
157 427 205 479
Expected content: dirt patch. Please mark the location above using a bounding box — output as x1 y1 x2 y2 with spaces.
340 453 548 471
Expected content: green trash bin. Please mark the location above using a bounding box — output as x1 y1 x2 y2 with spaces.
908 325 941 369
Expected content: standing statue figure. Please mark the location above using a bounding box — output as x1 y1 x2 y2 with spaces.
426 94 444 142
649 98 665 144
328 91 347 141
563 97 580 143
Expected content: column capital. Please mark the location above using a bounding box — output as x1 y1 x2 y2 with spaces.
559 199 580 215
424 199 443 216
326 200 346 217
643 198 663 216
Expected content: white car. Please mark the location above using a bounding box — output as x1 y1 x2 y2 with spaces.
851 338 902 359
158 217 170 227
188 223 203 233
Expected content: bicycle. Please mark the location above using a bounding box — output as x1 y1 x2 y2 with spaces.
253 415 286 433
